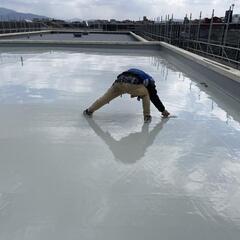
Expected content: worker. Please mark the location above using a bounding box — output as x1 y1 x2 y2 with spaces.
83 68 170 122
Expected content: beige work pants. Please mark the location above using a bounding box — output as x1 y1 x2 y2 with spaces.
88 82 150 117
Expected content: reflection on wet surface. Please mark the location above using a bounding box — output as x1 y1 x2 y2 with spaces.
4 33 138 42
85 117 170 164
0 48 240 240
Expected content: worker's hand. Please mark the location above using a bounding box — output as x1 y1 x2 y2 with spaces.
162 110 170 118
137 96 141 101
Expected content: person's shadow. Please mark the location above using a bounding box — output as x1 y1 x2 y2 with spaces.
85 117 169 164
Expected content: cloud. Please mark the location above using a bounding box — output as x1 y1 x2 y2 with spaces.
0 0 238 20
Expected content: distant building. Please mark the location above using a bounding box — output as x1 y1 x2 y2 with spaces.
110 19 117 23
201 17 223 24
232 14 240 23
122 20 133 23
183 16 189 24
143 16 148 22
202 18 210 23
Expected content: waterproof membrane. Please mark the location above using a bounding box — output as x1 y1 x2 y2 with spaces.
0 48 240 240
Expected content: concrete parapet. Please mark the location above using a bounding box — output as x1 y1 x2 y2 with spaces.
129 32 148 42
0 39 161 50
160 41 240 84
0 30 52 38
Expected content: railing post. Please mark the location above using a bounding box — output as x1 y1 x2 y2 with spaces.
196 11 202 42
183 14 188 48
187 13 192 49
169 14 173 44
236 40 240 69
207 9 214 53
7 16 10 33
160 16 162 41
167 14 170 42
14 19 17 33
19 18 22 32
0 16 4 34
223 6 231 46
164 15 167 42
24 20 27 32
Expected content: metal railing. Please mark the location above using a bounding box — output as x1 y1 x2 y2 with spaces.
135 10 240 69
0 20 48 34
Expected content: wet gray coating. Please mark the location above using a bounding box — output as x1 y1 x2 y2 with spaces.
0 48 240 240
2 32 138 42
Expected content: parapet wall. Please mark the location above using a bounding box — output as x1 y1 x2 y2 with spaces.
159 41 240 102
159 41 240 84
0 30 239 101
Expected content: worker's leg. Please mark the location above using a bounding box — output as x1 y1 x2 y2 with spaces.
141 93 151 117
125 84 150 117
88 83 123 113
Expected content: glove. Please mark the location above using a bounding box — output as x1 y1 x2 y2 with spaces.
162 110 170 118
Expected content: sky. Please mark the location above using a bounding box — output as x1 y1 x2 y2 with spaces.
1 0 240 20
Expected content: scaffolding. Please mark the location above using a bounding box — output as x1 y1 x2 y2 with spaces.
0 18 48 34
135 10 240 69
0 10 239 69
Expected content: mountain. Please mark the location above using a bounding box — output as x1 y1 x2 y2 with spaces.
0 7 48 20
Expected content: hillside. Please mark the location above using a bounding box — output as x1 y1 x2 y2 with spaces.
0 7 48 20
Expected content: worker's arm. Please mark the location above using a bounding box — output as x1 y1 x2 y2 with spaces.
147 82 165 111
147 81 170 117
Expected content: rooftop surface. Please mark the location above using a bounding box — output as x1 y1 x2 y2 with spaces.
0 48 240 240
1 32 138 42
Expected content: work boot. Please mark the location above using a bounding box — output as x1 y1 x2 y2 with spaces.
144 115 152 123
83 109 93 117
